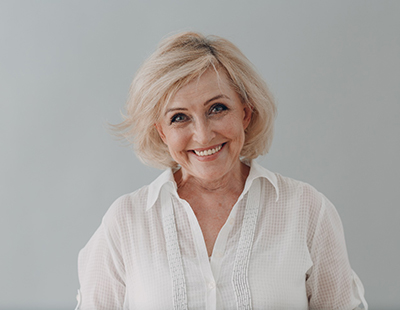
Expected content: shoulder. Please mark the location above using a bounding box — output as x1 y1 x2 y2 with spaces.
100 168 173 230
274 173 324 207
271 173 342 228
251 160 330 216
250 161 325 211
102 185 150 230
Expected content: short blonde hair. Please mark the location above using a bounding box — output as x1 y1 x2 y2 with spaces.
114 31 276 169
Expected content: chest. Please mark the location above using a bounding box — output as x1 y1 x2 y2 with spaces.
180 192 239 256
122 189 312 309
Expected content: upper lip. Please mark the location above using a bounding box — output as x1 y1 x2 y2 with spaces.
190 143 224 152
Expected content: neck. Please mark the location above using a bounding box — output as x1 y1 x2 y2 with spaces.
175 161 250 196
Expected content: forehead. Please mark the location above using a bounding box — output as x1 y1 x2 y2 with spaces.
167 69 234 107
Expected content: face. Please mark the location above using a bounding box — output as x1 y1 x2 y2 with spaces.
155 69 252 183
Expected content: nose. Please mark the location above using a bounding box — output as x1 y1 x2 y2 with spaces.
192 118 215 146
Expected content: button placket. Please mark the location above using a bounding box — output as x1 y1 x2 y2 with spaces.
179 198 217 308
210 204 239 280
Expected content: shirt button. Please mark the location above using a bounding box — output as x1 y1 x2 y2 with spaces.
208 281 216 290
76 289 82 307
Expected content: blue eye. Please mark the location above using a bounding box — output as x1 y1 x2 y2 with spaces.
210 104 228 114
170 113 187 124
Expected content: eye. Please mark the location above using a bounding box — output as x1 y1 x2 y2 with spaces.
170 113 188 124
210 103 228 114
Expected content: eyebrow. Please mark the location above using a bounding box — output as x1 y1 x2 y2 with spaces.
205 94 229 105
164 94 230 116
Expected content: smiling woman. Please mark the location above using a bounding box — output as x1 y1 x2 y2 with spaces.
155 69 252 190
76 32 368 310
115 32 276 170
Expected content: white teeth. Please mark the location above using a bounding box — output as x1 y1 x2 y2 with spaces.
194 144 222 156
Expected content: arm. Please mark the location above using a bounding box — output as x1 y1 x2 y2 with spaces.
306 195 368 310
76 216 126 309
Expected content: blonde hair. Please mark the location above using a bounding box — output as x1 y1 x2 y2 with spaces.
114 31 276 169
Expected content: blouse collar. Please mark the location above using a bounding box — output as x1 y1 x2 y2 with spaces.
146 160 279 211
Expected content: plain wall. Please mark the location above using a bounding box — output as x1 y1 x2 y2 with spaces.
1 1 399 309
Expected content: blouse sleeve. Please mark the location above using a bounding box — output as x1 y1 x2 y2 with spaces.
76 211 126 310
306 194 368 310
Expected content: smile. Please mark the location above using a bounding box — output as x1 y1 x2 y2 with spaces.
193 144 223 157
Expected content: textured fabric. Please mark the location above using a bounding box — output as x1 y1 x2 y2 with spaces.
76 161 367 310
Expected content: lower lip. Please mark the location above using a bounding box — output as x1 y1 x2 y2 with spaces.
191 144 225 161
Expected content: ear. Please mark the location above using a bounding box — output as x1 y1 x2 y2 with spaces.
242 105 252 130
154 123 167 144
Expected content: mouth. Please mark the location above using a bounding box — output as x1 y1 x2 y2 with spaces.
192 143 224 157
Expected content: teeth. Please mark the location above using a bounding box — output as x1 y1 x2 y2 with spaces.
194 144 222 156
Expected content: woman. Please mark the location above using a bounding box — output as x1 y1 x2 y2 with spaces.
76 32 367 309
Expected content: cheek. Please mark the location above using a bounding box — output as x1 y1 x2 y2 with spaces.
165 130 191 153
220 117 246 141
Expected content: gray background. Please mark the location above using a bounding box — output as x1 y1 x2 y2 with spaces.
1 1 399 309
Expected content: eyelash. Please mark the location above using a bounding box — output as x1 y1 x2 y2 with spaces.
169 103 228 125
210 103 228 114
170 113 187 124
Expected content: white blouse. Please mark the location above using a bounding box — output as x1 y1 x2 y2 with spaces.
76 161 367 310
